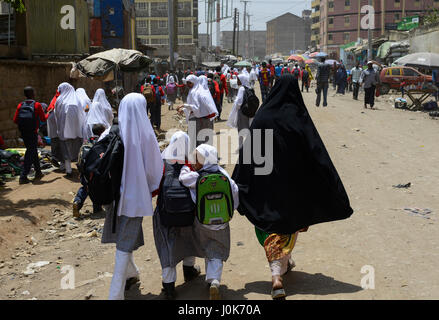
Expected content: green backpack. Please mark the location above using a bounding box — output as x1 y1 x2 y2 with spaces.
196 171 234 225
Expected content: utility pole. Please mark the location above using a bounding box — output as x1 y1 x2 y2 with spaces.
247 13 251 59
168 0 178 71
232 8 237 55
241 0 250 58
236 10 240 56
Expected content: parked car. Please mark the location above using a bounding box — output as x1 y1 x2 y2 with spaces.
379 66 433 95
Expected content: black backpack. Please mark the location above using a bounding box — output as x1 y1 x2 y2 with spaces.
208 79 216 98
241 87 260 118
158 161 195 227
84 125 124 233
77 140 95 175
17 101 37 133
293 68 300 79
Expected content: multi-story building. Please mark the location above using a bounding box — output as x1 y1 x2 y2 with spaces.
266 11 311 56
319 0 439 59
134 0 198 58
220 30 266 60
311 0 321 50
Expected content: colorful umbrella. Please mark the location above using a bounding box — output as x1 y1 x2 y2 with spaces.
305 59 317 64
288 55 305 62
310 52 328 58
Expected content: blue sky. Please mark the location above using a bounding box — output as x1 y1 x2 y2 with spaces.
198 0 312 44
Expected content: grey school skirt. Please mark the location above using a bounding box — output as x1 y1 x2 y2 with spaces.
59 138 83 161
153 207 231 266
101 203 144 253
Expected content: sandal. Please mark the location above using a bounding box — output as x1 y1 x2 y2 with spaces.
271 288 286 300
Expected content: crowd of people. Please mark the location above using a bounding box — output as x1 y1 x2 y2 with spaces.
10 58 355 301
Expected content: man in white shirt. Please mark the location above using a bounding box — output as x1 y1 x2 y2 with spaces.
351 62 363 100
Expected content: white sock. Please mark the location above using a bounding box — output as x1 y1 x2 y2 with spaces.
65 160 72 174
205 258 223 284
162 267 177 284
108 250 130 300
126 253 139 279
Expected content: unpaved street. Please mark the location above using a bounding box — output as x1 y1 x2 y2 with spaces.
0 85 438 300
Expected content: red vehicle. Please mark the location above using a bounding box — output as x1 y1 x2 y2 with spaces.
379 66 433 95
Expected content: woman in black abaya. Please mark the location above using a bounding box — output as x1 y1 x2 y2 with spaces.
232 74 354 300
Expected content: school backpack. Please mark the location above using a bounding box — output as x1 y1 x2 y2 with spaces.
208 79 216 98
84 125 124 233
158 161 195 227
241 87 260 118
17 100 37 133
166 82 177 95
196 171 234 225
143 84 155 105
292 68 300 79
213 73 223 91
153 84 162 105
77 140 94 174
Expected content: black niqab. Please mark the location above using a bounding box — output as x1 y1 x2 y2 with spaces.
232 74 353 234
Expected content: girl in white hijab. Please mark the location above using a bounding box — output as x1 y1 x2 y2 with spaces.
177 75 218 148
54 82 85 176
153 131 202 300
179 144 239 300
76 88 91 112
102 93 163 300
82 97 114 141
92 88 114 122
227 73 254 148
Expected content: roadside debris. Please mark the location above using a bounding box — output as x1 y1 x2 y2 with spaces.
393 182 411 189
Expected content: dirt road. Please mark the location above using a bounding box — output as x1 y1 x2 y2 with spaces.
1 84 438 300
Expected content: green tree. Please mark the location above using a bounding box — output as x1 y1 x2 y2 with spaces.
424 7 439 25
2 0 26 13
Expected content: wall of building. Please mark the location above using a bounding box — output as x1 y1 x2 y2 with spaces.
409 23 439 54
266 13 311 56
135 0 198 58
220 31 266 59
0 60 104 146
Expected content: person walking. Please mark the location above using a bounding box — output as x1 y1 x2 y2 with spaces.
177 75 218 148
331 62 338 90
214 67 228 121
103 93 163 300
54 82 85 177
13 86 48 184
151 78 165 131
258 62 271 103
315 57 330 107
351 62 362 100
232 74 354 300
227 73 254 148
336 65 348 95
165 76 178 110
153 131 202 300
360 61 381 109
301 65 310 93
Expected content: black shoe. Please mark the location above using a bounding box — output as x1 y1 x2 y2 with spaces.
125 277 140 291
34 171 44 180
19 177 30 185
183 265 201 282
51 158 60 168
93 204 103 214
162 282 176 300
73 201 81 218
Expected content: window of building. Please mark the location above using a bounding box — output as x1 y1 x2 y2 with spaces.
344 32 350 42
159 20 168 29
394 13 401 22
394 0 401 7
329 17 334 25
136 2 147 11
328 34 333 41
151 38 160 45
178 2 184 10
328 1 334 12
158 3 167 10
160 38 169 45
136 20 147 29
178 20 185 29
345 0 350 9
345 16 350 26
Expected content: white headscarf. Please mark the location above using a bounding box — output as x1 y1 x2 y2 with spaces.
184 75 218 121
55 82 85 140
82 100 113 141
76 88 91 111
92 89 113 114
161 131 190 162
168 76 175 84
117 93 163 218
